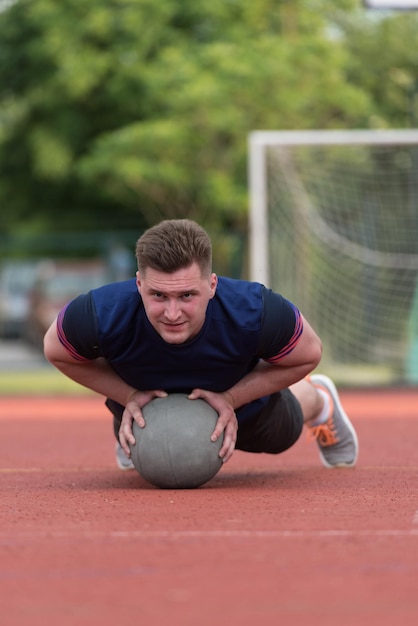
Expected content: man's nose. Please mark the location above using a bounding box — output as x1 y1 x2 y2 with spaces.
164 299 181 321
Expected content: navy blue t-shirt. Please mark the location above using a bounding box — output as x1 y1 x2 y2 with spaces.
57 276 302 421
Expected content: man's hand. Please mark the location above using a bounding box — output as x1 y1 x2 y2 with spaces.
187 388 237 463
119 389 168 456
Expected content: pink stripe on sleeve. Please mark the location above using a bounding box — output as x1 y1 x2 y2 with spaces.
56 305 90 362
263 306 303 364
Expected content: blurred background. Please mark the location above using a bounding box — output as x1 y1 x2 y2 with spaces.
0 0 417 391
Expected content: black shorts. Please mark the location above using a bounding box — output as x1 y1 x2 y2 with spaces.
106 388 303 456
235 389 304 454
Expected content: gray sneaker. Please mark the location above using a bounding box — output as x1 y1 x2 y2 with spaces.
115 442 135 471
308 374 359 468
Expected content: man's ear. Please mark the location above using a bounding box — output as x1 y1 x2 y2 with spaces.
136 271 142 292
209 273 218 298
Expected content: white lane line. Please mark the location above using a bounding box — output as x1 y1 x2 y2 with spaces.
1 529 418 540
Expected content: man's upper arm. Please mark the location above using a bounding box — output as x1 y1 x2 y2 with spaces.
272 314 322 369
44 293 101 362
257 289 303 359
258 288 322 368
44 319 81 364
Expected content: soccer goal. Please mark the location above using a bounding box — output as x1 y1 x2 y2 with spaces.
248 129 418 386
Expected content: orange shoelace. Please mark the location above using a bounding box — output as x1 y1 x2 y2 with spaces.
306 376 339 447
308 418 339 447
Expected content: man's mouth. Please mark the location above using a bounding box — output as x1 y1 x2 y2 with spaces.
162 321 185 329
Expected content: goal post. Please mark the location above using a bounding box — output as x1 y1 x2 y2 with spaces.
248 129 418 386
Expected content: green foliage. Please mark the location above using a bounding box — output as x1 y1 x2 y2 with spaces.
0 0 417 242
338 11 418 127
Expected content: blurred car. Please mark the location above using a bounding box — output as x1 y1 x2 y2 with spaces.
0 260 42 338
25 259 110 347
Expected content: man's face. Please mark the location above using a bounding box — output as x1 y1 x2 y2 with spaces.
136 262 217 344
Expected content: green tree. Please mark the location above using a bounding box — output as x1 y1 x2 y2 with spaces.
334 8 418 128
1 0 413 242
73 0 372 229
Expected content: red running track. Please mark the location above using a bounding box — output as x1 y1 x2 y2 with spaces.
1 389 418 626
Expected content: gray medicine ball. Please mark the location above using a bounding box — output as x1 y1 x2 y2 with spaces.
130 393 223 489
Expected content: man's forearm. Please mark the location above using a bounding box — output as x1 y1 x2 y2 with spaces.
226 316 323 409
225 360 315 410
50 357 137 405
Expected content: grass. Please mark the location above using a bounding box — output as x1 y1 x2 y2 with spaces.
0 368 93 396
0 362 396 396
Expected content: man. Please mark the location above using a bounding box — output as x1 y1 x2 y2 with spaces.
44 219 358 470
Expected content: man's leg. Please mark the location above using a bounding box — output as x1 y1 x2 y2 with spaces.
290 376 359 468
236 390 304 455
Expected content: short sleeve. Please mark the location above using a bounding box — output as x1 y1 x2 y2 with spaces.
257 287 303 362
57 293 102 360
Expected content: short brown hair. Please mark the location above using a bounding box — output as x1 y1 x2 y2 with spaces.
135 219 212 276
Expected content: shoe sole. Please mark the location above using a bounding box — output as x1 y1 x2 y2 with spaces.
116 458 135 471
310 374 359 468
115 443 135 471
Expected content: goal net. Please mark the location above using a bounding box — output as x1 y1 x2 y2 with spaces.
248 130 418 386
